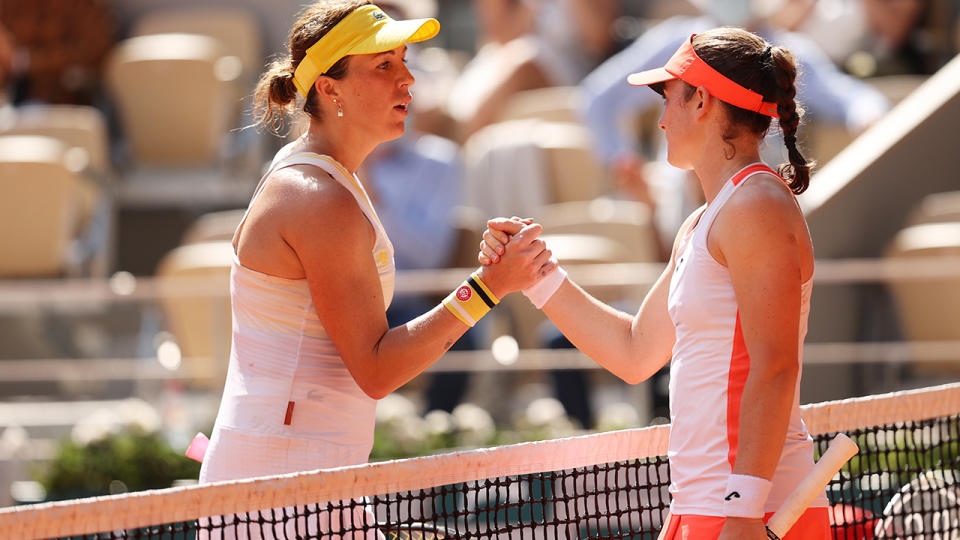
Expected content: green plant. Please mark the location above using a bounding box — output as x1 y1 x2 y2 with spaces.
37 430 201 501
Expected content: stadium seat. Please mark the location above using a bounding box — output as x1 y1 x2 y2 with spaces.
539 198 661 264
105 33 241 166
904 190 960 226
498 86 584 125
131 6 263 103
885 222 960 376
463 120 610 219
0 135 102 278
180 209 245 246
539 124 611 204
0 104 112 177
155 241 234 389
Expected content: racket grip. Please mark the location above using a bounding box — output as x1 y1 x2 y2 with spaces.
765 433 859 538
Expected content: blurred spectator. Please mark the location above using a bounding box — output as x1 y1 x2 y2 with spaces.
0 0 114 105
446 0 618 142
580 0 892 244
535 0 621 81
777 0 956 77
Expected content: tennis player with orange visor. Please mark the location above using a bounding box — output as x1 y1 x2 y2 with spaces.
480 28 830 540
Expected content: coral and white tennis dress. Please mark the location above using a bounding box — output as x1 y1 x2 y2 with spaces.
198 153 393 539
666 163 828 517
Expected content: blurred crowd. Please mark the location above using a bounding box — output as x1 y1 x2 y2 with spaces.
0 0 958 430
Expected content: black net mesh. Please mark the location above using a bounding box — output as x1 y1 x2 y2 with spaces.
44 413 960 539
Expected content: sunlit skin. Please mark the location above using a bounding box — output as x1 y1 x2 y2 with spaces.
658 79 704 171
305 45 414 173
482 80 815 540
233 44 555 400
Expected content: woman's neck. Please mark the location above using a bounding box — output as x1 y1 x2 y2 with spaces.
692 140 763 204
299 119 376 174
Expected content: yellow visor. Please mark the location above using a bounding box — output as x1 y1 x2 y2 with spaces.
293 4 440 97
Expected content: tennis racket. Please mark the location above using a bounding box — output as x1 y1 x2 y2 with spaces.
765 433 859 539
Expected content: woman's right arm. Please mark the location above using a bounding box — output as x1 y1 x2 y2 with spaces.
482 213 699 384
282 180 551 400
538 260 675 384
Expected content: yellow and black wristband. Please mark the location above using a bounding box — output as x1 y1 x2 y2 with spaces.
442 272 500 327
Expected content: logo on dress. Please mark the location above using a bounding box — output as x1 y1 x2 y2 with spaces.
372 9 386 20
456 286 472 302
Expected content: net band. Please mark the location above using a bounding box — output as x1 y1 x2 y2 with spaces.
2 382 958 539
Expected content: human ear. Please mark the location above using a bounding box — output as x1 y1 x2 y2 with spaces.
315 76 340 104
694 86 711 120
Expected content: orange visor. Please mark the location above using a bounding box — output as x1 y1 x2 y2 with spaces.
627 34 779 118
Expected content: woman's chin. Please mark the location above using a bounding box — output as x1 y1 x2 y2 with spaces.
665 153 693 171
384 124 406 142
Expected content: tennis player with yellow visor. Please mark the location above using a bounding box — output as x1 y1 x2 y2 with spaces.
292 4 439 98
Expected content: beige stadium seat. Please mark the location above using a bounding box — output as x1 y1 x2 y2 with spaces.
498 86 584 124
904 191 960 226
156 241 234 389
885 222 960 376
105 33 241 166
540 124 611 204
463 120 609 219
0 104 112 176
0 135 100 277
180 209 245 245
131 6 263 94
538 198 661 264
0 106 115 276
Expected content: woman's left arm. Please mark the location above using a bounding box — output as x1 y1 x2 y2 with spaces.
710 177 813 540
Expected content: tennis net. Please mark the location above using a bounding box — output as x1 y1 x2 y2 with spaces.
1 382 958 539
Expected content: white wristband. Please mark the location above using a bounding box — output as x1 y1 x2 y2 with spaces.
722 474 773 518
522 266 567 309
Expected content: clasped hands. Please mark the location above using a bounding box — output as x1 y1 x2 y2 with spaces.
474 217 556 298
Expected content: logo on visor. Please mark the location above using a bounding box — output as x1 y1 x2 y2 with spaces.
372 10 386 20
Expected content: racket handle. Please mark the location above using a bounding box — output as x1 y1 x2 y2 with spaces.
765 433 859 539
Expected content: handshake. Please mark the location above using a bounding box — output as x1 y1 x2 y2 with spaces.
474 216 567 309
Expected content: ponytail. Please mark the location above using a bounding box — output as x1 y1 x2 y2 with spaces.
251 0 368 135
769 46 814 195
253 58 300 135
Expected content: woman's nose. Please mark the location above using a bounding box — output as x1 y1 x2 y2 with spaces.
399 63 415 88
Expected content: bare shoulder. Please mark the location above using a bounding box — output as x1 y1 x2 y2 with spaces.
730 172 799 213
265 166 373 251
717 172 805 232
709 172 813 271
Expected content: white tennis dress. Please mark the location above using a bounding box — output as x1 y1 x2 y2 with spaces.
199 152 394 539
666 162 828 517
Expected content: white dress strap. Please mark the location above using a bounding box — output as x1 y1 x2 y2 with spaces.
234 152 394 261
